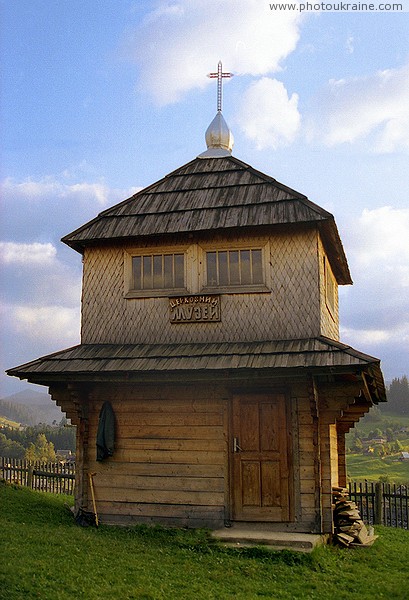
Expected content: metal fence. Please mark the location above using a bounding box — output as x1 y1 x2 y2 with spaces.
349 481 409 530
1 457 75 495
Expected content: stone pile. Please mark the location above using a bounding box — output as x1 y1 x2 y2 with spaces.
332 486 378 548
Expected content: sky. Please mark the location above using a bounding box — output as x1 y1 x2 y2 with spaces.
1 0 409 397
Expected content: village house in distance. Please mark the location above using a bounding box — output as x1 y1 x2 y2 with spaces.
8 63 386 541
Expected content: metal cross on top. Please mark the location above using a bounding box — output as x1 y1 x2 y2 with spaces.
207 61 233 113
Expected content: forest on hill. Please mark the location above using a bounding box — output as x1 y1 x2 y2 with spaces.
381 375 409 415
0 389 64 426
346 376 409 468
0 421 76 460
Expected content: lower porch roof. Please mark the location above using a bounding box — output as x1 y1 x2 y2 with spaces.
7 336 386 403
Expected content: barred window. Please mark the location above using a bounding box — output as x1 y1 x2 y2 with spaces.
206 249 264 288
132 253 185 291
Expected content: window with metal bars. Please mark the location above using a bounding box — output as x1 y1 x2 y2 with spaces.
132 253 185 291
205 249 264 288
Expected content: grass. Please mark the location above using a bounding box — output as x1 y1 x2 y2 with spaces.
352 412 409 435
346 410 409 482
1 483 409 599
347 453 409 483
0 416 21 429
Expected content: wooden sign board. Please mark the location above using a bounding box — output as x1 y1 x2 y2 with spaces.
169 295 221 323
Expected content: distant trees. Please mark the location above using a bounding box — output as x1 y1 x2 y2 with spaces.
0 422 75 459
25 434 56 462
384 376 409 415
346 414 408 457
0 433 25 459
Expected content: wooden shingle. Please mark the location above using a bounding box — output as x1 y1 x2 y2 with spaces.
62 155 352 284
7 336 386 403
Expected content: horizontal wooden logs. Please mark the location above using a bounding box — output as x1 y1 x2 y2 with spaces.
114 425 224 440
93 473 224 493
90 398 225 413
96 502 225 528
300 493 316 510
87 461 224 478
299 479 316 494
93 487 224 506
114 439 225 452
112 449 225 465
113 412 223 427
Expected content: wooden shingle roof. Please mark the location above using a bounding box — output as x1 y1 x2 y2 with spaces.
62 155 352 284
7 337 385 402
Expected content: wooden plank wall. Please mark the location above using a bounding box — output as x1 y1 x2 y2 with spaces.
84 383 229 528
291 381 320 532
50 378 364 533
329 424 339 487
75 379 329 532
292 379 365 534
317 381 363 532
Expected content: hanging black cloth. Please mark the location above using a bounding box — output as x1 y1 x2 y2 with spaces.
96 401 115 461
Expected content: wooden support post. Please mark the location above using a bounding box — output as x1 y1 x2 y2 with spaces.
27 465 34 489
337 430 347 488
309 377 323 533
374 482 383 525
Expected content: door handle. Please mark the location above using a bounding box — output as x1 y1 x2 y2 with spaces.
233 437 243 453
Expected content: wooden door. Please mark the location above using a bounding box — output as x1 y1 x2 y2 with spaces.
231 393 290 521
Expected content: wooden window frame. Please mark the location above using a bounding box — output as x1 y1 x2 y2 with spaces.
124 246 189 298
199 241 270 295
324 256 337 319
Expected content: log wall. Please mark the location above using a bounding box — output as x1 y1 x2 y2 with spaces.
83 383 229 528
51 377 365 533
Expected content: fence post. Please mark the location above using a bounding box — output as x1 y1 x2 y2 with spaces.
374 482 383 525
27 464 34 489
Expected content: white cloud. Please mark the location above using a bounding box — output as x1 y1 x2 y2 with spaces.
339 206 409 374
349 206 409 282
311 62 409 153
6 303 80 345
345 36 354 55
0 242 57 265
235 78 301 149
2 177 121 207
0 174 139 356
128 0 303 105
340 326 406 347
0 176 140 248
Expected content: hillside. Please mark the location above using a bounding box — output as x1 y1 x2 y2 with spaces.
2 482 409 600
346 407 409 482
0 389 65 426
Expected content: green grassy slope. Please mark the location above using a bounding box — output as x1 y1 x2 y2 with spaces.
1 482 409 600
347 453 409 483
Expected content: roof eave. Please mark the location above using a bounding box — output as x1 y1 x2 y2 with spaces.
7 364 386 405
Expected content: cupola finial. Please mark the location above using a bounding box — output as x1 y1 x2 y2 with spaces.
198 60 234 158
207 60 233 113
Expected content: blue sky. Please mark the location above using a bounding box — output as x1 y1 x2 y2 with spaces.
1 1 409 396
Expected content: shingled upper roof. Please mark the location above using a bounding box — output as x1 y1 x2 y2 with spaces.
62 155 352 285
